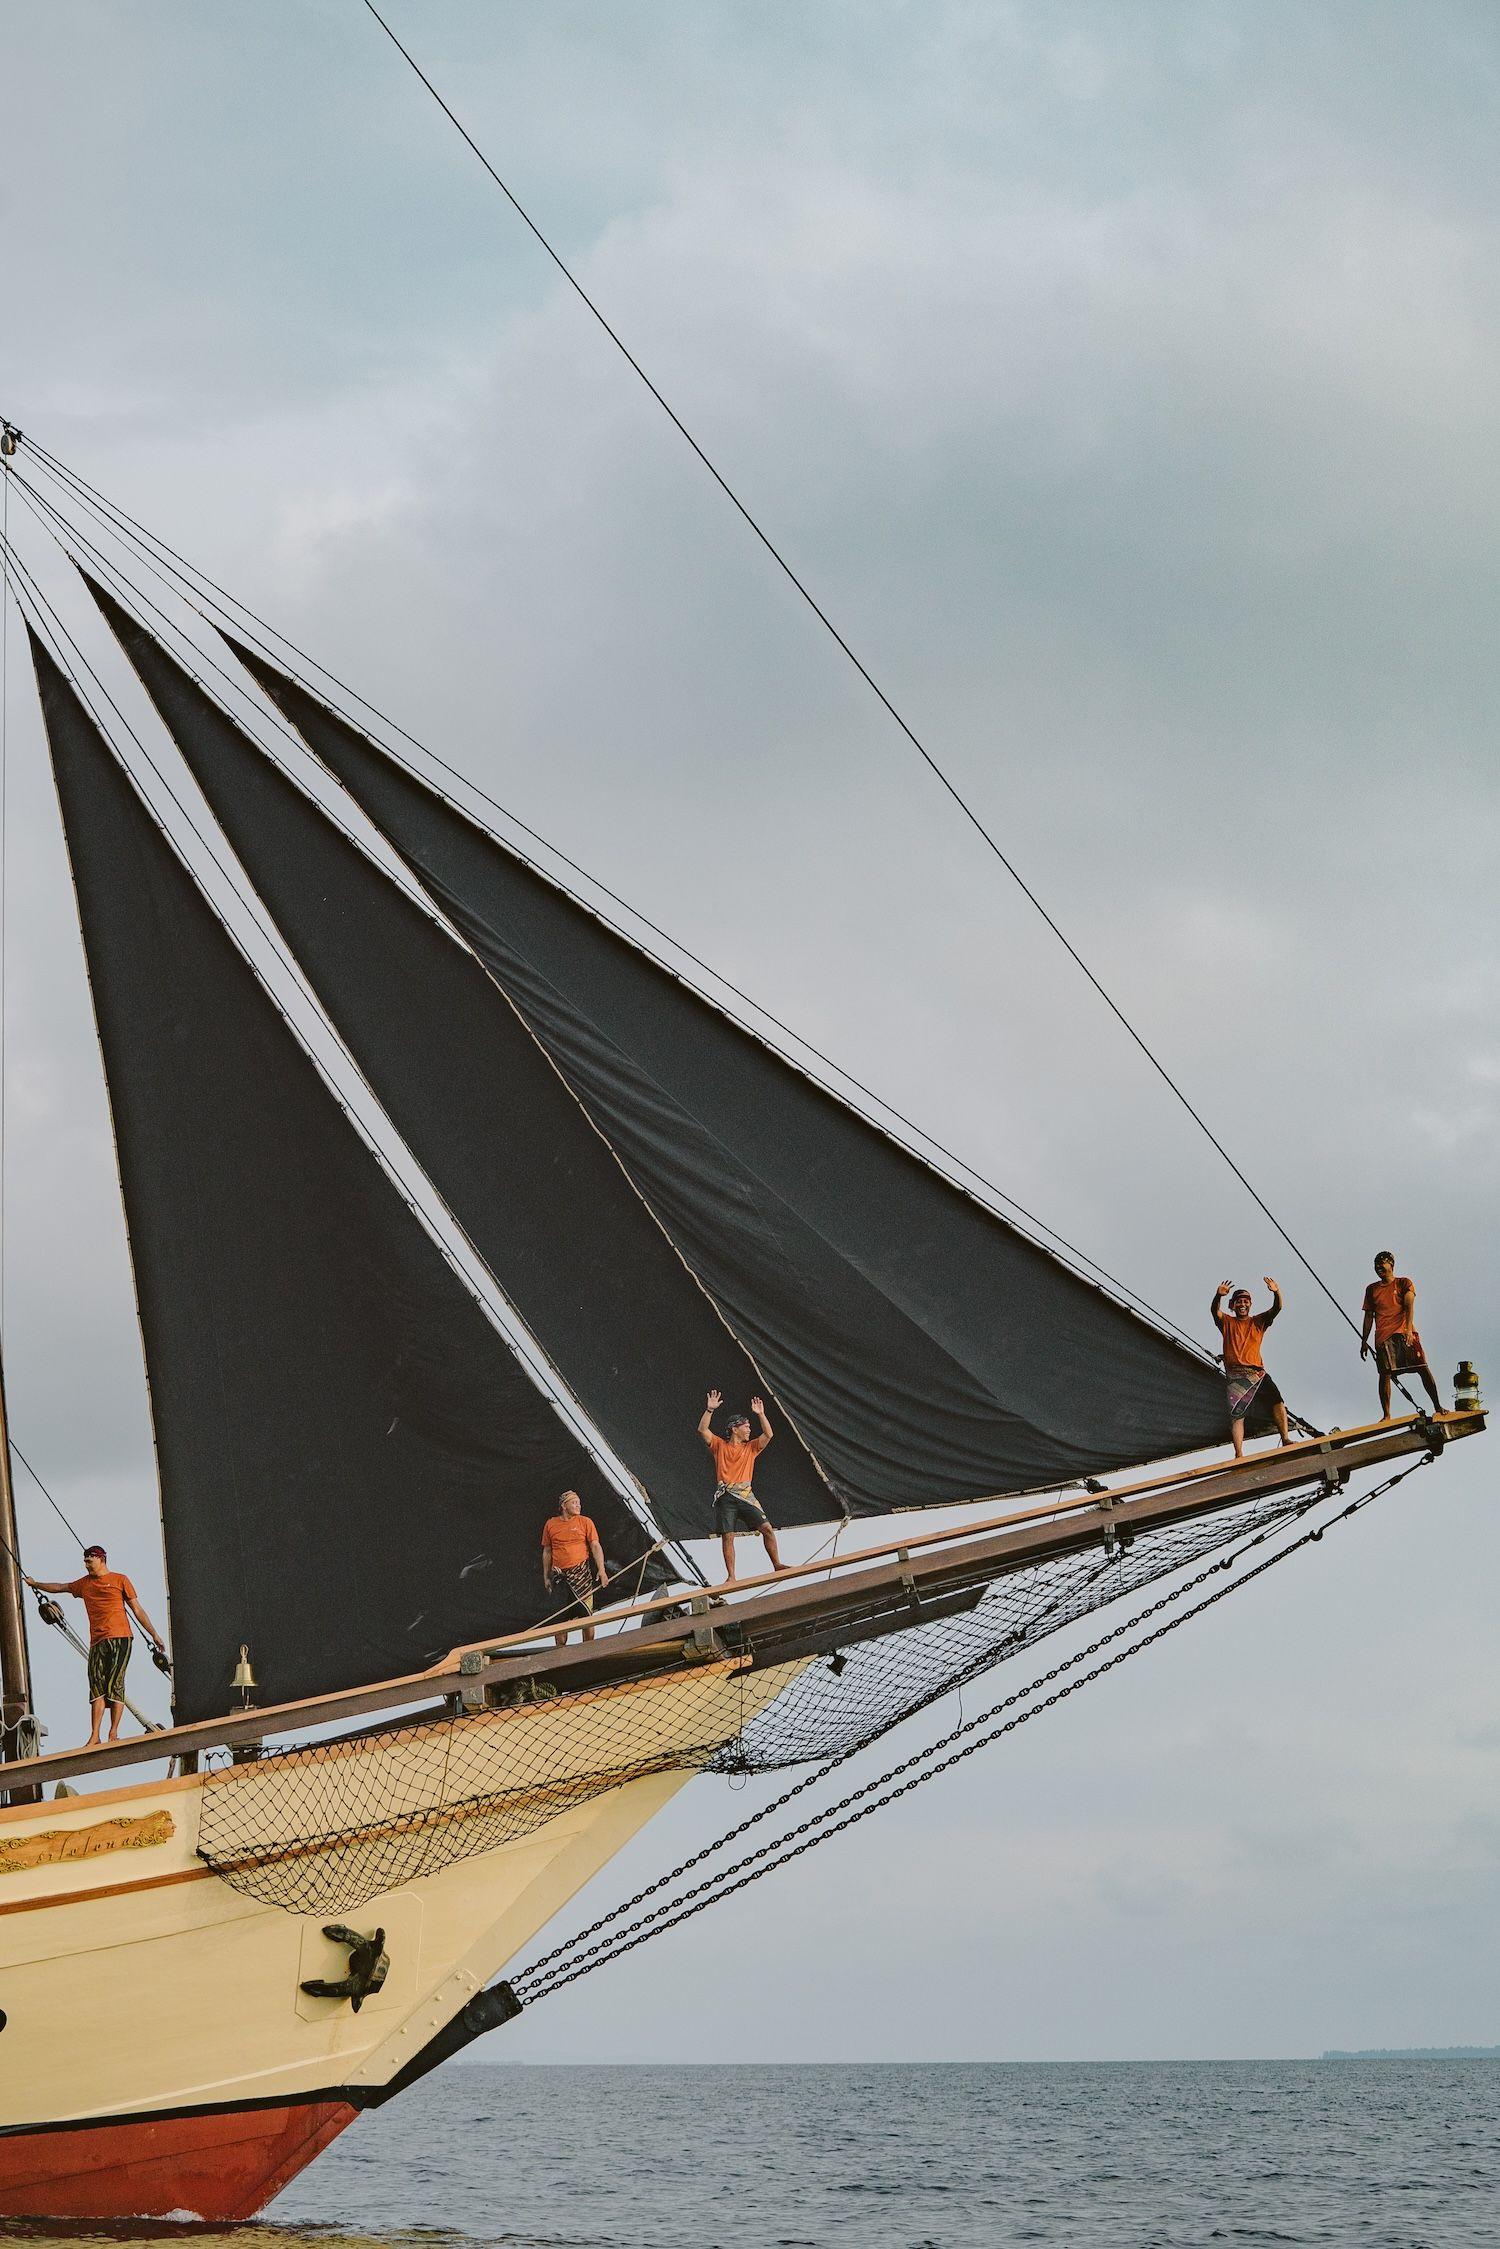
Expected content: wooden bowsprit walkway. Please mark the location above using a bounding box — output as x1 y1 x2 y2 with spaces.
0 1410 1482 1798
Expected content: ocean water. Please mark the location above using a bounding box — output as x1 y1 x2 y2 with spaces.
20 2059 1500 2249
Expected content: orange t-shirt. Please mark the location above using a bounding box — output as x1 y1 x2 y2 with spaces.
1217 1313 1268 1369
708 1434 765 1489
66 1572 137 1645
1363 1277 1413 1343
543 1515 598 1572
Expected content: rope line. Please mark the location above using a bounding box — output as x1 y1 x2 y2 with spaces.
517 1454 1429 2000
9 435 1210 1359
3 465 841 1520
357 0 1369 1356
0 511 675 1541
10 1443 87 1551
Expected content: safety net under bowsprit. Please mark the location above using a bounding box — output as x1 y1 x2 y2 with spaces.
195 1485 1323 1914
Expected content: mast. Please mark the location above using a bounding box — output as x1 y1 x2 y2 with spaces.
0 431 35 1782
0 1352 38 1782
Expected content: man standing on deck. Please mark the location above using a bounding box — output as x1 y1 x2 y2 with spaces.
1360 1251 1444 1420
541 1490 606 1647
699 1390 788 1581
1211 1279 1295 1459
23 1546 164 1746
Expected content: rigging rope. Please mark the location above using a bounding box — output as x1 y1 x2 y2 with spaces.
514 1453 1432 2002
11 1441 91 1552
7 436 1209 1358
357 0 1378 1365
0 510 683 1552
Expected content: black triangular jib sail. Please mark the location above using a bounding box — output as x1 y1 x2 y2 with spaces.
28 629 656 1722
221 633 1228 1507
83 575 837 1539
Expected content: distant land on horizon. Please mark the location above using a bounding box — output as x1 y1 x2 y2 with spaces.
1322 2045 1500 2059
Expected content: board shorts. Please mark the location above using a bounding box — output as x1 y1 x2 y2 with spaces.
714 1484 769 1535
1376 1332 1428 1373
554 1560 595 1614
87 1636 132 1703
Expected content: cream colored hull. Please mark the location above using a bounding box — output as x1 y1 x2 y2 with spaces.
0 1655 792 2136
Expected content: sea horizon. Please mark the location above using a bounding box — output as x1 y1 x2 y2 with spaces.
258 2057 1500 2247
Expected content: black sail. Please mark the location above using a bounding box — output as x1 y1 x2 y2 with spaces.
229 639 1230 1507
29 630 654 1722
85 577 835 1535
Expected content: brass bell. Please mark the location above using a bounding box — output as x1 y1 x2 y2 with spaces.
232 1644 257 1704
1454 1360 1483 1414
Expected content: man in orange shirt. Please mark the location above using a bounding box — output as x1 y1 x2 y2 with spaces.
1210 1278 1294 1459
698 1388 787 1581
1360 1251 1443 1420
541 1490 606 1646
24 1545 165 1746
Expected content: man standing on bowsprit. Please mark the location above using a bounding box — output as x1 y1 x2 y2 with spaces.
24 1545 165 1746
1360 1251 1444 1420
698 1389 788 1581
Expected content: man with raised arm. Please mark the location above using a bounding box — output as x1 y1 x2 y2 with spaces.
541 1489 606 1647
1360 1251 1444 1421
1210 1278 1294 1460
698 1389 788 1581
23 1545 165 1747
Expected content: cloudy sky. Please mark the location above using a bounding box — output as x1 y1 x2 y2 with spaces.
1 0 1497 2060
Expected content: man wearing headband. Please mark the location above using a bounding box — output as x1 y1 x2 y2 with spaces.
25 1544 164 1747
698 1389 788 1581
1210 1277 1294 1460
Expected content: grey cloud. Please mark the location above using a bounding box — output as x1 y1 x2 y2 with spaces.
1 0 1496 2055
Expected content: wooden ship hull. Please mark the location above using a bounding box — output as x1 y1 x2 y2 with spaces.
0 1414 1480 2220
0 1653 797 2221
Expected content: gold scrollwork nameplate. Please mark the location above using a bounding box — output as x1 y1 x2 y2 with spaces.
0 1809 175 1875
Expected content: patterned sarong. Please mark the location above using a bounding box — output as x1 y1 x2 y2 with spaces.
1224 1365 1282 1427
555 1560 594 1615
87 1635 132 1703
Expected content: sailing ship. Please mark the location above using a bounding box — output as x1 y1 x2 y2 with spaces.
0 427 1483 2221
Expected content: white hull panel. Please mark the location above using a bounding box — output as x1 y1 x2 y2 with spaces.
0 1656 793 2143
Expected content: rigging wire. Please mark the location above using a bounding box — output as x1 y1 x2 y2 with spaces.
1 441 8 1348
356 0 1371 1358
516 1453 1432 2001
0 471 847 1518
0 515 682 1565
11 436 1209 1360
10 1442 87 1552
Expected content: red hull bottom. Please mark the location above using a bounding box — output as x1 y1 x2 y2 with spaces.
0 2098 359 2221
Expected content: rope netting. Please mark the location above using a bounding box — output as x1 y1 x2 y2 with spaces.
196 1658 795 1914
516 1461 1427 2002
196 1484 1323 1914
709 1487 1316 1776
